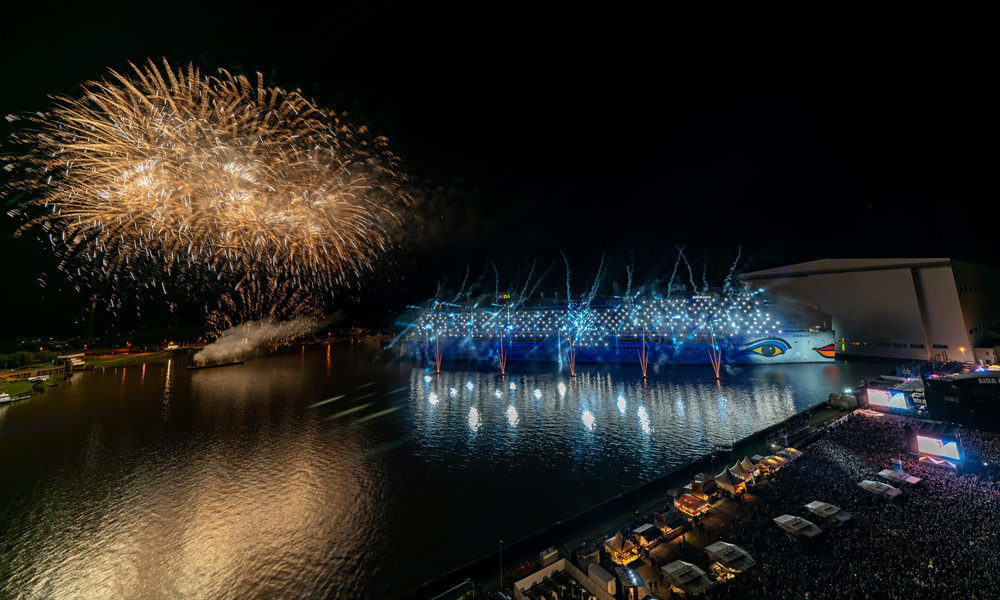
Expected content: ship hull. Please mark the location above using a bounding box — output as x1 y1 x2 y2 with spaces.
403 331 835 365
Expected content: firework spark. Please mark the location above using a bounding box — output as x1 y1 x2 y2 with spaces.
5 58 409 307
205 278 321 337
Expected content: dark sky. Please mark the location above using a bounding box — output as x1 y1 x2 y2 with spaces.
1 3 996 337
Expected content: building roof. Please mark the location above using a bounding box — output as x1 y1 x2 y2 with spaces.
741 258 952 281
674 493 708 514
633 523 661 539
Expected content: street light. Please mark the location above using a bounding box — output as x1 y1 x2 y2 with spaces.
499 539 504 591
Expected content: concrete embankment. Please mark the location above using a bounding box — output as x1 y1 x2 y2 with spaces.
394 401 843 600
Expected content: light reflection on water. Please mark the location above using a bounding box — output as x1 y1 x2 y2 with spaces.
410 369 803 460
0 348 886 599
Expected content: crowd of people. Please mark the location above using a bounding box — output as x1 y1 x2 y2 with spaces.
706 413 1000 599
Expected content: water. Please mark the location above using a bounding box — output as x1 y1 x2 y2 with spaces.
0 346 887 599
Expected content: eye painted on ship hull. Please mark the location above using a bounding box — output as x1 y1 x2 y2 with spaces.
739 338 790 357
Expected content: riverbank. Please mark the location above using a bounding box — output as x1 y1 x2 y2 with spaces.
396 399 850 600
0 379 35 396
85 351 171 368
0 372 67 396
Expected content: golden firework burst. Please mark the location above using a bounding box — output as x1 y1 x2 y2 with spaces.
5 58 410 303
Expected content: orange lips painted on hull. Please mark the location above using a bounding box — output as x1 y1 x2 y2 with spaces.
813 344 836 358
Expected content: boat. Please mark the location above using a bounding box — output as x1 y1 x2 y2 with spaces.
186 360 246 370
0 393 30 405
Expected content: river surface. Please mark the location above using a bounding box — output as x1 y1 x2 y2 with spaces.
0 346 889 599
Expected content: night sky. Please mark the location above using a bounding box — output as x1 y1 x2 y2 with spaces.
1 4 996 337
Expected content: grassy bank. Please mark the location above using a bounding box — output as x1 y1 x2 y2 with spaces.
0 373 65 396
85 351 171 368
0 379 35 396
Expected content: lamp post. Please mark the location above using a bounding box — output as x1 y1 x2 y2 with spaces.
499 539 504 592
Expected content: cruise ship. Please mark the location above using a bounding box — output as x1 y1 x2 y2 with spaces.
399 292 835 365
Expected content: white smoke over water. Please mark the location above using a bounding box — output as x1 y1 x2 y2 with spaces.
194 313 341 363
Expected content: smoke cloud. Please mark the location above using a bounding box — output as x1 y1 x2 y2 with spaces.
194 313 341 363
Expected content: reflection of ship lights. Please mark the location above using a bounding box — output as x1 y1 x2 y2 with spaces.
413 369 806 460
637 406 652 434
506 405 519 427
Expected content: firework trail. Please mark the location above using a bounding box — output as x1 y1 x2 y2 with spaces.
724 245 743 293
677 246 698 292
561 251 572 302
666 246 684 298
521 261 552 304
701 249 710 293
449 264 470 304
516 259 536 303
4 59 410 315
491 261 500 300
205 278 320 337
586 254 606 303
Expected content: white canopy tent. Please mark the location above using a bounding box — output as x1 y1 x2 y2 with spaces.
730 462 752 481
714 468 743 495
739 456 758 476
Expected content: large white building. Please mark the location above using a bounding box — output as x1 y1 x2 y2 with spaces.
741 258 1000 362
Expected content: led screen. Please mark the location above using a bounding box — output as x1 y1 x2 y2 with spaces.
867 388 910 410
916 435 961 460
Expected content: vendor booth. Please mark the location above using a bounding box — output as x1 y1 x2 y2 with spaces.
674 493 709 516
604 531 639 566
714 467 745 496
